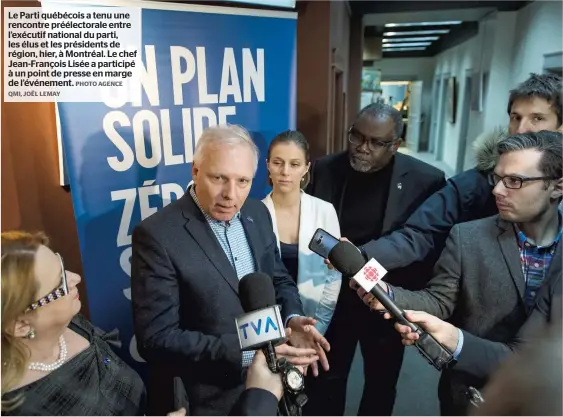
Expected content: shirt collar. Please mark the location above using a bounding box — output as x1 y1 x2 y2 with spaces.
189 184 241 224
514 209 563 250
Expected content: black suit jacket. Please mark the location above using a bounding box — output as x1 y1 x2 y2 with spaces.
229 388 279 416
131 192 304 416
307 151 446 289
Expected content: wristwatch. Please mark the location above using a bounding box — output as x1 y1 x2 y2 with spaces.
283 365 305 394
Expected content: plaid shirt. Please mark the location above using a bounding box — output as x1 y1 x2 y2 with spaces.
515 221 562 309
189 186 257 367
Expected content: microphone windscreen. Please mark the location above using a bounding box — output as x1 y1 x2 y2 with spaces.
328 241 366 276
239 273 276 312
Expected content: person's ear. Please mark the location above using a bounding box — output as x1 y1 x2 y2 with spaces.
13 318 32 339
550 178 563 199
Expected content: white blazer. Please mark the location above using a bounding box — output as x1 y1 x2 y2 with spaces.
262 191 342 335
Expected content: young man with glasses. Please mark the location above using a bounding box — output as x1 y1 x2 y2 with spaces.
358 130 563 415
305 103 446 416
354 73 562 275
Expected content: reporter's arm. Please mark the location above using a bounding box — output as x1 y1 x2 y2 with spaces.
362 169 494 271
389 225 463 319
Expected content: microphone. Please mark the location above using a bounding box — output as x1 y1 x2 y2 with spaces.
236 272 286 372
236 273 308 416
328 241 454 371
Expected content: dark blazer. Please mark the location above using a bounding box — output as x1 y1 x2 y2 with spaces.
391 215 563 414
131 192 304 416
307 151 446 288
455 270 562 380
229 388 279 416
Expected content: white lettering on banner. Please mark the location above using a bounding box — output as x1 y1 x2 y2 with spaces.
110 181 186 248
220 48 242 103
120 246 132 299
111 187 136 247
104 107 236 171
170 46 265 106
243 48 265 102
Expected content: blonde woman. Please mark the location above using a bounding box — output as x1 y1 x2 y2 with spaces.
1 231 146 415
263 131 341 335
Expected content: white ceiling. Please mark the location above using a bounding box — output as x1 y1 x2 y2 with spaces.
363 7 497 26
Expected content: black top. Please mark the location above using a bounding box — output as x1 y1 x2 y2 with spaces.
339 157 394 246
280 241 299 284
2 314 146 416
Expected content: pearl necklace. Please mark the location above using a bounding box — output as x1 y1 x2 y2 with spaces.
28 335 67 372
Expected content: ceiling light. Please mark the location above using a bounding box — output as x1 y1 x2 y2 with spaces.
383 36 439 42
384 30 449 36
385 21 461 27
382 42 431 47
382 47 427 52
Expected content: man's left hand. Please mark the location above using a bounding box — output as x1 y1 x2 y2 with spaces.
287 316 330 376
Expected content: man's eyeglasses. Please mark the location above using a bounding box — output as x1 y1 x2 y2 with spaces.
488 173 558 190
25 253 69 312
348 127 397 152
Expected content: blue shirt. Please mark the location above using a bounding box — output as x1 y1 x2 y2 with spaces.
189 186 257 366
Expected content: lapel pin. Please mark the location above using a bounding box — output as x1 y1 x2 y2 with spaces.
397 182 402 190
246 216 254 223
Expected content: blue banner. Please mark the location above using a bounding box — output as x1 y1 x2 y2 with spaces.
57 2 296 372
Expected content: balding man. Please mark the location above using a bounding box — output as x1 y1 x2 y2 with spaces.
305 103 446 416
132 125 329 416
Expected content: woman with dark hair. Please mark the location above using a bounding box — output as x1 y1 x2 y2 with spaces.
262 131 341 335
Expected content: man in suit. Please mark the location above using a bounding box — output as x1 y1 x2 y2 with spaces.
304 103 446 415
359 130 563 414
131 125 330 416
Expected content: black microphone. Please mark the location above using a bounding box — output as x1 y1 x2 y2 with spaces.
328 241 454 371
237 272 286 372
237 273 308 416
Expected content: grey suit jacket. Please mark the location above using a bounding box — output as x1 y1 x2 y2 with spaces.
391 214 562 414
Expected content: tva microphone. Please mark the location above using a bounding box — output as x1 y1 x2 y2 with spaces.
328 241 454 371
236 272 286 372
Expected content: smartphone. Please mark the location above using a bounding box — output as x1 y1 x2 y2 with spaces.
308 228 340 259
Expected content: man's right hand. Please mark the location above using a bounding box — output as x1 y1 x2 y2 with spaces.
394 310 459 352
274 328 319 369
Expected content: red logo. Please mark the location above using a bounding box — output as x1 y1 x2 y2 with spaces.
363 266 379 282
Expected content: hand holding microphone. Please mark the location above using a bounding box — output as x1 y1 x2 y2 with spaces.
325 240 454 371
236 273 318 371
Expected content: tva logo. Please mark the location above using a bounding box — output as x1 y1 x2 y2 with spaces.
239 317 279 339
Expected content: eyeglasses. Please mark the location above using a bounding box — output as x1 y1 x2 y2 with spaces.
348 127 397 152
488 173 558 190
25 253 69 312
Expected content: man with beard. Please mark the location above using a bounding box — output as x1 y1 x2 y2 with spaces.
304 103 446 415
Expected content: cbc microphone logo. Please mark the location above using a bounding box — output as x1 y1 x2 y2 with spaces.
353 258 389 293
363 265 380 282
